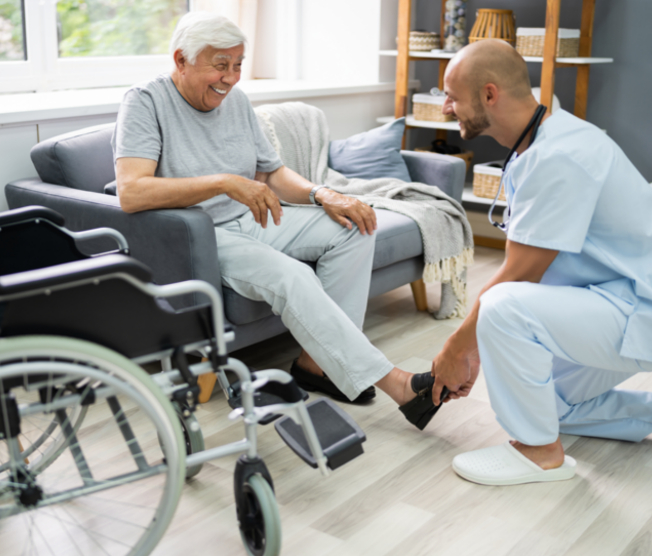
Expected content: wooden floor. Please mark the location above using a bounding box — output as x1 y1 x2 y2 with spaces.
152 246 652 556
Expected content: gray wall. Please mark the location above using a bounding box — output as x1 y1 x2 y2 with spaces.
411 0 652 181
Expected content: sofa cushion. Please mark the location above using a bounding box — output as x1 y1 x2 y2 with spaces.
372 209 423 270
30 123 116 193
328 118 411 182
223 285 274 325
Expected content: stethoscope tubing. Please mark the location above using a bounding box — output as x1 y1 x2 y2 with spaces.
488 104 548 231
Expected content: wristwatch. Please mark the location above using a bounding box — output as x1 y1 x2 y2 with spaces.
309 185 326 206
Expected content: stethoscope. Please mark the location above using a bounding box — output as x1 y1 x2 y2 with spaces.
488 104 548 231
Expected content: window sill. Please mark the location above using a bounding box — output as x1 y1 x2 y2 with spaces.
0 79 419 127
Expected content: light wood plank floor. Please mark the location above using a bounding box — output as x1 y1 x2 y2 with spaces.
152 246 652 556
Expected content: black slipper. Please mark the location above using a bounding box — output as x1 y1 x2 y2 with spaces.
290 360 376 404
398 373 449 430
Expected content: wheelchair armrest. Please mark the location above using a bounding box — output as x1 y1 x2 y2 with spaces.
0 205 66 228
0 254 151 297
5 180 222 309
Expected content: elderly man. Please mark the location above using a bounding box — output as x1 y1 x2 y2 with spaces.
112 12 442 427
431 39 652 485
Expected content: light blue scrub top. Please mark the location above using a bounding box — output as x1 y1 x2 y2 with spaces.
503 109 652 363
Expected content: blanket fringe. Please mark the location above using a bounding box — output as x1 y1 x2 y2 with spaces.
423 248 474 319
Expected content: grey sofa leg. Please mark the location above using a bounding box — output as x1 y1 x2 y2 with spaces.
410 279 428 311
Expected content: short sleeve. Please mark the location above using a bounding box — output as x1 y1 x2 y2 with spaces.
112 88 162 162
246 102 282 173
506 149 602 253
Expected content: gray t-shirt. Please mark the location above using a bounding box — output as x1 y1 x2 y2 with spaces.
111 74 283 224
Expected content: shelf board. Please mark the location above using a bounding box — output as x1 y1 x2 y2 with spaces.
379 49 613 65
380 49 455 60
377 115 460 131
462 186 508 208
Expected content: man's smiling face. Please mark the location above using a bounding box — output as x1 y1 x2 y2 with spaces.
176 44 245 112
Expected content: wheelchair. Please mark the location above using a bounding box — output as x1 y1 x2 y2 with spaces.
0 206 366 556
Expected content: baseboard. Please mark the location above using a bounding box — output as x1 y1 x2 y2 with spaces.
473 235 506 250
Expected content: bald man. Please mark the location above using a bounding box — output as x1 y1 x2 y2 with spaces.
431 39 652 486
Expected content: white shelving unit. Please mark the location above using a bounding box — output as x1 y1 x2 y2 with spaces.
462 186 507 208
379 49 614 65
377 114 460 130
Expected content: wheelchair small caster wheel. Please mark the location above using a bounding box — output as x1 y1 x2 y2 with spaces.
171 402 205 479
237 474 282 556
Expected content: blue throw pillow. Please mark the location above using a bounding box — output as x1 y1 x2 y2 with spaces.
328 118 411 182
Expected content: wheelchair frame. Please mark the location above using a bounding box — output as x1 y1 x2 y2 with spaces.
0 207 334 556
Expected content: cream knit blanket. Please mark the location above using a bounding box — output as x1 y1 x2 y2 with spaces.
254 102 474 318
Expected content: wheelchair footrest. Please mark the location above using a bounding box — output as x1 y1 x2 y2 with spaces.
274 398 366 470
228 379 309 425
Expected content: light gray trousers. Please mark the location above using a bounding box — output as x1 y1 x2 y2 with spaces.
215 207 393 400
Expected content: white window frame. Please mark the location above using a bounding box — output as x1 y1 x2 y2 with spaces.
1 0 304 95
1 0 184 94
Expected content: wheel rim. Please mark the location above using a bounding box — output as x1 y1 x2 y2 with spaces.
238 474 282 556
0 336 185 556
242 483 266 554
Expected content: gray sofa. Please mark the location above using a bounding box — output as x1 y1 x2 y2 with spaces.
5 122 466 351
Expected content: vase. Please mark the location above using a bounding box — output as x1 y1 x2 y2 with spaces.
443 0 467 53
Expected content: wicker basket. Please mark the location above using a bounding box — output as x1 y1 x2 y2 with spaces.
409 31 440 51
516 28 580 58
473 161 505 201
412 93 453 122
469 9 516 46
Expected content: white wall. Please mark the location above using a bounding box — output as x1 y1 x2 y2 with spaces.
299 0 382 83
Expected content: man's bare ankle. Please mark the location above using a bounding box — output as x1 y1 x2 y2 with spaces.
510 439 565 470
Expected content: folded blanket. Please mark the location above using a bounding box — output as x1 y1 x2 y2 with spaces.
255 102 474 318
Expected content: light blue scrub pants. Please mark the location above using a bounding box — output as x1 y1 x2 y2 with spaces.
477 282 652 446
215 207 393 400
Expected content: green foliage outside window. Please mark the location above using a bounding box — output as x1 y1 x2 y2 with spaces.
57 0 188 58
0 0 24 61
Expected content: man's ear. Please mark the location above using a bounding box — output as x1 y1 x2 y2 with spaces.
483 83 499 107
173 49 187 72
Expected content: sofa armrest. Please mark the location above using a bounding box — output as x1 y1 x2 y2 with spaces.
5 179 221 308
401 150 466 203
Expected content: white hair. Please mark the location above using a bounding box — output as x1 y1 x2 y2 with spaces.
170 11 247 64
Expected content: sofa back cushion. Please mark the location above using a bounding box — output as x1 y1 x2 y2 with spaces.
30 123 116 193
328 118 412 182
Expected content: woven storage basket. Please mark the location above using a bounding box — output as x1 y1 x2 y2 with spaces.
409 31 440 51
469 9 516 46
412 93 453 122
516 28 580 58
473 161 505 201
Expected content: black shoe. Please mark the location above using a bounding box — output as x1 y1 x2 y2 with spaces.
398 373 449 430
290 360 376 404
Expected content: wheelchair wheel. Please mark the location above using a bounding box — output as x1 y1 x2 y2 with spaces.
237 474 282 556
0 335 186 556
171 402 205 480
0 386 88 476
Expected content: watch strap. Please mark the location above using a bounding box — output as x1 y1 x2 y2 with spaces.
309 185 326 206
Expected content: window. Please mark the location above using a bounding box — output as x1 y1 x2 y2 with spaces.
0 0 26 61
56 1 188 58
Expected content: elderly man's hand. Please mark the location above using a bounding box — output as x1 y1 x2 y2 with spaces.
316 189 377 235
224 175 283 228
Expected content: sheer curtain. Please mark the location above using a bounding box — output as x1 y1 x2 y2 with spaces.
192 0 259 80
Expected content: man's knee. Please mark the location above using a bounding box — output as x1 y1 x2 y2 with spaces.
477 282 538 339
